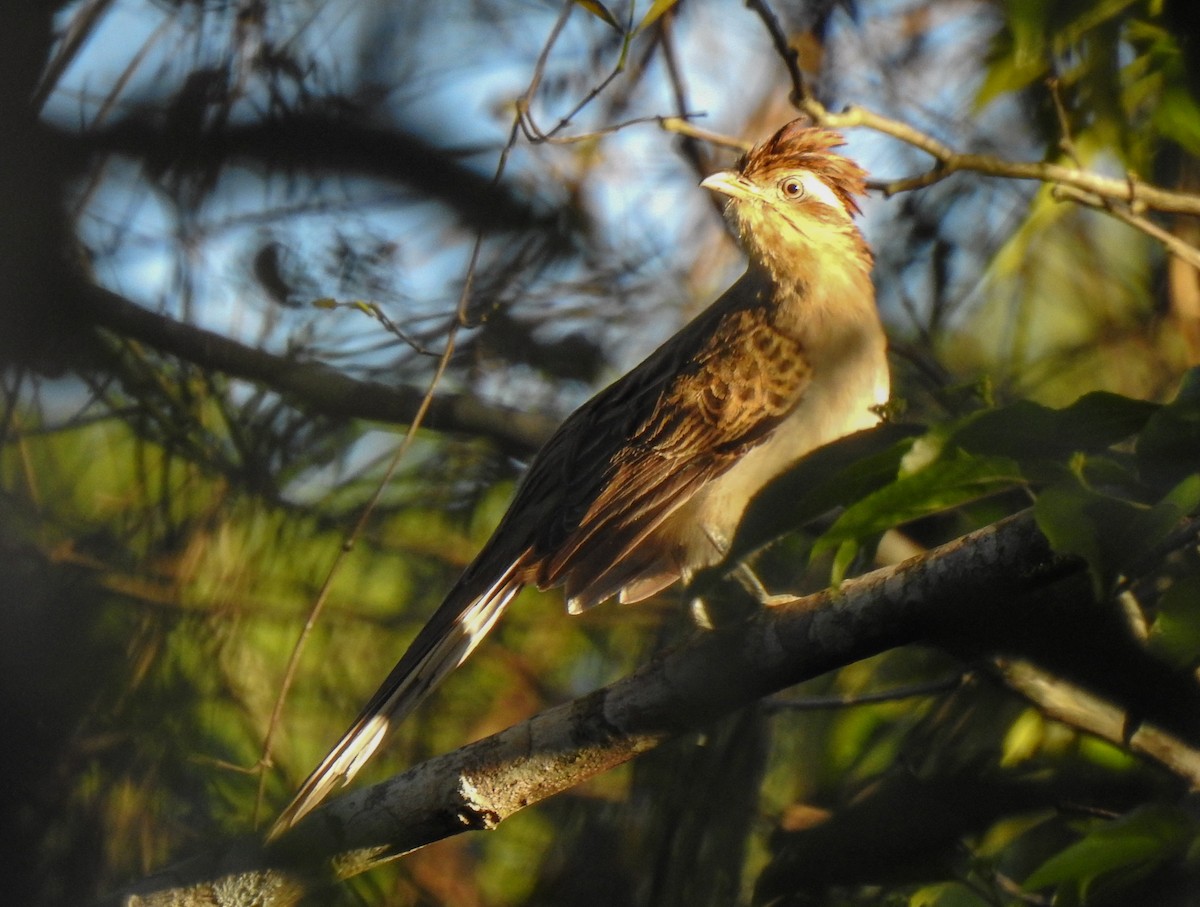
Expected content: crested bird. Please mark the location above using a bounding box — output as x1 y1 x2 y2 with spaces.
270 119 889 836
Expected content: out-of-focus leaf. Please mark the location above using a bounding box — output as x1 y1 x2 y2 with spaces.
633 0 680 33
814 449 1025 579
1000 708 1046 768
1148 575 1200 671
975 0 1051 109
1033 475 1141 594
1153 86 1200 156
1127 21 1200 156
1137 367 1200 491
572 0 622 30
909 881 993 907
949 392 1158 463
1023 805 1198 896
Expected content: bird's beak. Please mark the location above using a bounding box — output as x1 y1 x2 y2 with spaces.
700 169 758 202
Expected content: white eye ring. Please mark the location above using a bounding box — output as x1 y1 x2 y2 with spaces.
780 177 805 199
781 172 847 213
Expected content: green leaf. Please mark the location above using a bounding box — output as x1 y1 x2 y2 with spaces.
909 882 993 907
1148 575 1200 670
949 392 1158 463
814 449 1025 560
722 422 922 567
1023 805 1198 896
829 538 861 587
1033 476 1142 594
1154 85 1200 156
1124 472 1200 562
975 0 1051 109
1137 367 1200 491
1000 708 1047 768
1034 464 1199 595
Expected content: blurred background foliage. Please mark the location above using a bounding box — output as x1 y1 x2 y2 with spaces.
2 0 1200 904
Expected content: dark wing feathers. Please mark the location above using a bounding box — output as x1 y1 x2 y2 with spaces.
529 286 812 605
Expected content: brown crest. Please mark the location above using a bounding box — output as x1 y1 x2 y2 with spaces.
738 119 867 216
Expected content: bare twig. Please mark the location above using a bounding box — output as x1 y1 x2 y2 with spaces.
1047 76 1082 169
514 5 706 147
1055 184 1200 272
256 55 542 827
799 101 1200 217
310 298 436 357
84 285 556 454
32 0 119 110
743 0 809 106
658 116 749 151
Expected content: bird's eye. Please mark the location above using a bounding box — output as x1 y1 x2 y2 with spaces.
780 177 805 199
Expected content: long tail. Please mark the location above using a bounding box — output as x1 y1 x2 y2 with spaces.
268 564 523 838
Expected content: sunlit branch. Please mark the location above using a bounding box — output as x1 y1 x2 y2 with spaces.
995 658 1200 787
114 511 1200 904
1055 185 1200 272
740 0 1200 261
803 100 1200 218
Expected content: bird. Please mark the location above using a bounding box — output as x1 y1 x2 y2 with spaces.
269 118 889 836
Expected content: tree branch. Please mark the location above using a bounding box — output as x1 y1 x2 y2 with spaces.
796 100 1200 217
113 509 1188 906
995 658 1200 786
84 285 556 456
69 117 567 237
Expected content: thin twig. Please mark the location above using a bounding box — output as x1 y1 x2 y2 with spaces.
658 116 748 151
656 8 716 187
1055 184 1200 271
255 62 536 831
743 0 809 105
311 298 437 357
514 1 574 143
1047 76 1082 169
802 101 1200 216
515 3 706 147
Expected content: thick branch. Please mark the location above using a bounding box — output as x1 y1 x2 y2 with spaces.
84 285 555 455
113 511 1118 906
280 513 1122 870
111 511 1200 906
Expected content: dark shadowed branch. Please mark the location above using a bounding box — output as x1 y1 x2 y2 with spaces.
84 284 556 456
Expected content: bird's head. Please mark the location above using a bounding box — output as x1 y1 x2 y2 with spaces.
701 119 870 281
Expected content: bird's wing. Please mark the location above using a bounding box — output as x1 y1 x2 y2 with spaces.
268 561 523 837
271 275 811 834
531 286 813 607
